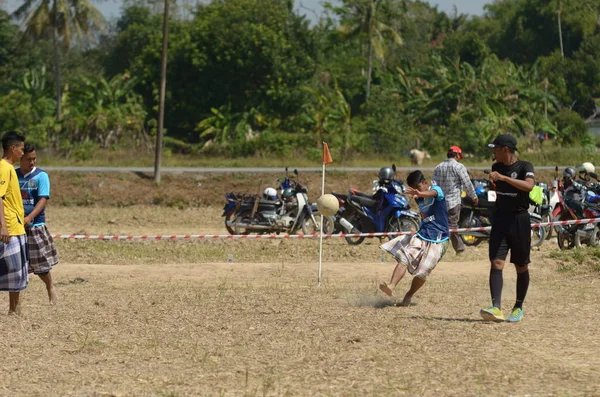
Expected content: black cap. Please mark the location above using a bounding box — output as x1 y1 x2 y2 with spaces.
487 134 518 150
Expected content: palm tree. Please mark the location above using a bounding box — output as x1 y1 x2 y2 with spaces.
338 0 403 101
555 0 565 57
13 0 106 129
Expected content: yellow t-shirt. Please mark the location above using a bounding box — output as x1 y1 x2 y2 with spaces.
0 159 25 236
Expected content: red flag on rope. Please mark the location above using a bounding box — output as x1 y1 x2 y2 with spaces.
323 142 333 165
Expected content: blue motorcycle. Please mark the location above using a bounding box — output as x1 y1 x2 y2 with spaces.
337 180 420 245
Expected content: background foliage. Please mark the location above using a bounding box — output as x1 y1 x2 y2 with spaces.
1 0 600 160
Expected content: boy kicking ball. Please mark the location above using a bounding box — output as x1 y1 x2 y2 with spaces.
379 170 449 306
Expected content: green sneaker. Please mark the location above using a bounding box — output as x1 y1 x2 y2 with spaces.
480 306 505 322
507 307 524 323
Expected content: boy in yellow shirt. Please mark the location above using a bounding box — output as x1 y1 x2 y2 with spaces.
0 131 27 314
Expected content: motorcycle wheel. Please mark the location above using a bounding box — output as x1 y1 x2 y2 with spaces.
459 217 484 247
557 229 575 250
301 213 335 235
387 216 420 240
343 213 365 246
590 226 600 247
542 214 552 240
224 210 236 235
530 218 546 248
573 225 600 248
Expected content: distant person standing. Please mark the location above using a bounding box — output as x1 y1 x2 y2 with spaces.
0 131 28 314
433 146 478 254
17 144 59 305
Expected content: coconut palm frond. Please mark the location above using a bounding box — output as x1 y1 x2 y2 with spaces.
376 21 403 46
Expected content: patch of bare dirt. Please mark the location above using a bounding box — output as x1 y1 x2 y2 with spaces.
49 169 559 208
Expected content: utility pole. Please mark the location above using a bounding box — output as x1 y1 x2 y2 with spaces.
557 0 564 58
154 0 170 184
544 78 549 118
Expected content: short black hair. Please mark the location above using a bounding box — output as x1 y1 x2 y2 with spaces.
1 131 25 152
24 143 36 154
447 150 459 159
407 170 425 188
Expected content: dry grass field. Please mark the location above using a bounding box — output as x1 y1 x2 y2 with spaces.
1 205 599 396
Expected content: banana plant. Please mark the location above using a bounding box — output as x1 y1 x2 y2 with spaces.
299 85 352 154
22 66 48 98
197 106 267 148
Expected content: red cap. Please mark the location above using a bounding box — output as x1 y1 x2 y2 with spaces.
448 146 464 160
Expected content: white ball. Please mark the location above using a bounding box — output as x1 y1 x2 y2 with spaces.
317 194 339 217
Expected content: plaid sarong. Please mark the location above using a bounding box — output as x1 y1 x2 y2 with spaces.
0 235 29 292
26 225 58 274
380 234 449 280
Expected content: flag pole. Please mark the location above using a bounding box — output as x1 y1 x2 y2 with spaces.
318 142 332 287
318 160 325 287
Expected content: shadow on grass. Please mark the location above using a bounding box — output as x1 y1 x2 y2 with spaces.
133 171 153 180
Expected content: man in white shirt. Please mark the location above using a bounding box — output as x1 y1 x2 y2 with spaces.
432 146 478 253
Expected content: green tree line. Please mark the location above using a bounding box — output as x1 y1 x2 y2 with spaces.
1 0 599 160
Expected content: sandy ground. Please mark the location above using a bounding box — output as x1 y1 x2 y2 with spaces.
1 206 599 396
2 255 599 396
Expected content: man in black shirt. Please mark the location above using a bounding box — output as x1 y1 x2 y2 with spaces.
480 134 534 323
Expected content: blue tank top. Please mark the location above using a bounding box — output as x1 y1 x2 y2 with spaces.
416 185 449 243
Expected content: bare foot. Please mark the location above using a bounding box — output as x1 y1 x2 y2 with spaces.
49 289 58 305
379 283 393 297
8 306 22 316
399 296 412 306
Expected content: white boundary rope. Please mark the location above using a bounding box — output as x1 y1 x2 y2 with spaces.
52 217 600 240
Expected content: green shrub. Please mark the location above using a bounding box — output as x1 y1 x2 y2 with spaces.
62 141 99 162
553 109 589 145
163 136 197 155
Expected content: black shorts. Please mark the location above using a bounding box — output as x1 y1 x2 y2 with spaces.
489 212 531 266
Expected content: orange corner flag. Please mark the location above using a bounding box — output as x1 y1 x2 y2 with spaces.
323 142 333 165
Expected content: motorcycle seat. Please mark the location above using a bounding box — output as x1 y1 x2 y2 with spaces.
349 194 377 208
331 192 348 201
353 191 373 199
259 198 281 206
584 201 600 209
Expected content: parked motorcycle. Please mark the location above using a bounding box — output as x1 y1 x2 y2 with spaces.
224 168 333 235
566 173 600 248
552 167 600 249
553 180 581 250
333 179 420 246
223 168 298 234
573 190 600 247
